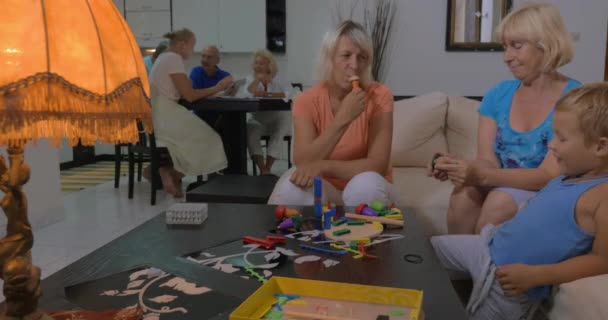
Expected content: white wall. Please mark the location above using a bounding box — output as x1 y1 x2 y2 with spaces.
285 0 608 96
59 143 73 163
552 0 608 83
117 0 607 96
113 0 124 13
94 143 115 157
286 0 332 89
0 141 65 231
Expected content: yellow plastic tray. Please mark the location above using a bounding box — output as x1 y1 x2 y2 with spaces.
230 277 423 320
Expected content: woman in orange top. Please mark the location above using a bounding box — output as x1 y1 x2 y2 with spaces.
268 20 395 206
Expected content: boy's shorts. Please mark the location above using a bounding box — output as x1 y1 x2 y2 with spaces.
431 226 535 320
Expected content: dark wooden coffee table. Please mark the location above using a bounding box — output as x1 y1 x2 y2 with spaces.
38 204 466 319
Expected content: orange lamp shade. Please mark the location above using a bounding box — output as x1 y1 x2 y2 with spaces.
0 0 152 146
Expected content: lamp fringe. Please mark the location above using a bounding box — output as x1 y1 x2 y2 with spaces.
0 73 152 147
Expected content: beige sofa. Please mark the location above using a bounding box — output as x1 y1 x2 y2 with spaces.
390 92 479 236
390 92 608 320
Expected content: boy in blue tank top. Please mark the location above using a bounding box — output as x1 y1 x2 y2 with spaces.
431 82 608 320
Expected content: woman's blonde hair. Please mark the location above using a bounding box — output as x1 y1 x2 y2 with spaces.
555 82 608 146
163 28 195 47
253 49 279 78
496 3 573 72
316 20 374 85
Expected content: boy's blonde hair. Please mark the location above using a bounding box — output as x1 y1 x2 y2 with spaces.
496 3 573 72
253 49 279 78
316 20 374 85
555 82 608 145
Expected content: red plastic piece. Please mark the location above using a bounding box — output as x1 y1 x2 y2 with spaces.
266 235 287 244
242 236 275 249
358 242 377 259
358 242 366 254
355 203 368 215
275 205 286 220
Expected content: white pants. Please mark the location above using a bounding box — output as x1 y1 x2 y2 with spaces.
247 111 292 159
268 168 396 206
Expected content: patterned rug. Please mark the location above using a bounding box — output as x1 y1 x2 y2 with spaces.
60 161 131 193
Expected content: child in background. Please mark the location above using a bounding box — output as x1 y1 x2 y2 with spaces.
431 82 608 320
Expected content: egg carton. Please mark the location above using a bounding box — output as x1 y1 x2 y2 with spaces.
166 203 208 225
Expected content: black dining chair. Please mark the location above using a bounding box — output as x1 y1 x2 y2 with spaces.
114 143 130 188
127 120 170 206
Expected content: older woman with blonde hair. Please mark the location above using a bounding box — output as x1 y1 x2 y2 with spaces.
431 3 581 234
268 20 395 206
245 49 293 175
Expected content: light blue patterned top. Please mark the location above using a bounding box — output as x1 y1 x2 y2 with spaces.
478 79 581 169
144 56 154 75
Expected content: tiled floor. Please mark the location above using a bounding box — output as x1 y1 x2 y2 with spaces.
2 159 289 302
33 177 178 278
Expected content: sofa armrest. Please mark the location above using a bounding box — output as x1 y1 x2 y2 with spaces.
549 275 608 320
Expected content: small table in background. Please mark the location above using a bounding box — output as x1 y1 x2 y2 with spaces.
180 97 292 175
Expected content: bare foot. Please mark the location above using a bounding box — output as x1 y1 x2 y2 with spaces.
159 167 178 196
171 169 184 198
173 189 184 198
173 177 183 198
172 170 182 187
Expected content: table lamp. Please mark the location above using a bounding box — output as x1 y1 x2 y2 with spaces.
0 1 151 318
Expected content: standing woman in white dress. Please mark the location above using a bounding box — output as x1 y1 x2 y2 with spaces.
245 49 292 175
149 29 230 197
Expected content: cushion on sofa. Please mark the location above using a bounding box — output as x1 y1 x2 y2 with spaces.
391 92 448 167
549 274 608 320
446 96 480 160
392 167 453 235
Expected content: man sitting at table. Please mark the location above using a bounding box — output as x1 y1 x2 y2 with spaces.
189 45 234 129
